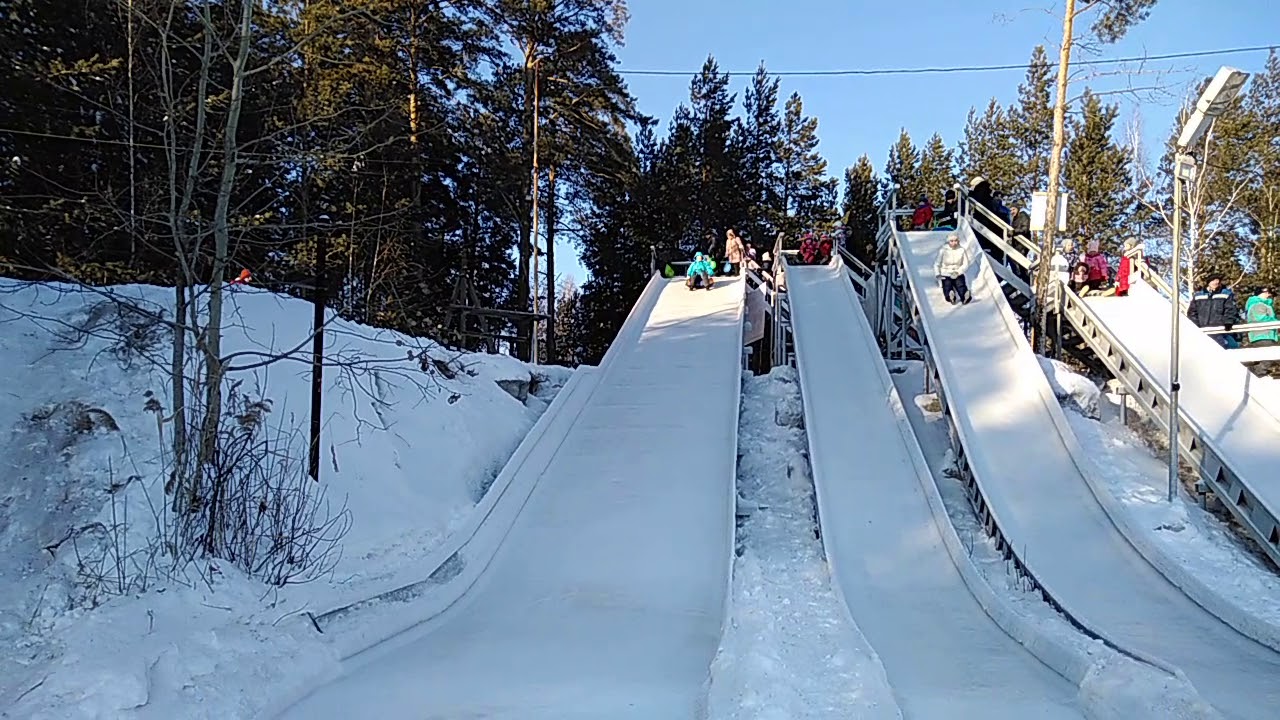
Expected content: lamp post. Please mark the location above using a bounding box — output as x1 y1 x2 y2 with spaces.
1166 65 1249 502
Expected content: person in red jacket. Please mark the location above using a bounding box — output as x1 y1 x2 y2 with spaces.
912 196 934 230
1111 238 1142 296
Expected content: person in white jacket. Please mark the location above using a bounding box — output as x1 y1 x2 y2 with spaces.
934 233 973 304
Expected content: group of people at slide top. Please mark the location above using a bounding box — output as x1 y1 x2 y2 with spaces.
1056 237 1141 298
682 228 769 290
795 232 834 265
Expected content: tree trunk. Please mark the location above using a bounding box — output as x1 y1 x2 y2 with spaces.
528 58 542 362
163 0 213 514
516 40 537 360
545 164 558 364
1032 0 1076 355
198 0 254 550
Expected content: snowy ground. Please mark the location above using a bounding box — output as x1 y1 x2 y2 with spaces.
0 279 570 718
889 361 1220 720
707 367 900 720
1040 361 1280 633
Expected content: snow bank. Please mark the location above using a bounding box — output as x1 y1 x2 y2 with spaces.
1038 356 1101 419
707 367 900 720
0 279 570 718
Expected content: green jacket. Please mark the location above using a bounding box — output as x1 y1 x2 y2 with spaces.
1244 295 1277 344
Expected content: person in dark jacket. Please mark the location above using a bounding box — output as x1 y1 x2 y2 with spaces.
1187 274 1240 348
967 176 1006 264
992 190 1012 224
933 188 959 229
1010 207 1031 245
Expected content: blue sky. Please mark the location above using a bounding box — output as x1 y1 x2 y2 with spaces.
554 0 1275 284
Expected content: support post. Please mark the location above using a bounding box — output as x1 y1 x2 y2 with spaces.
309 223 325 482
1168 153 1194 502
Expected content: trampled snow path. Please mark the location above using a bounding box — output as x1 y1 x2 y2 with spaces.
707 367 899 720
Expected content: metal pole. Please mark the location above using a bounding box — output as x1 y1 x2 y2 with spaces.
1168 156 1187 502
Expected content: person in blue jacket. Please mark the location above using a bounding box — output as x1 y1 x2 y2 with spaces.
686 251 716 290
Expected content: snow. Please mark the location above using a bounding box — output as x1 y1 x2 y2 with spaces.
707 367 899 720
1084 280 1280 531
0 279 571 718
1038 355 1101 419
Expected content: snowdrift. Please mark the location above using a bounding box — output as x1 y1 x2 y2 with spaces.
0 279 571 718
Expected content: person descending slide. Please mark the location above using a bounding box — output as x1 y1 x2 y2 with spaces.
686 251 716 290
934 233 973 305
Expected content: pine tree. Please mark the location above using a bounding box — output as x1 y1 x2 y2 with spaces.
734 63 784 245
1063 90 1134 254
1007 45 1054 206
778 92 837 236
958 100 1021 197
688 56 745 249
917 133 958 206
841 156 880 267
883 129 921 208
550 276 584 366
1239 51 1280 287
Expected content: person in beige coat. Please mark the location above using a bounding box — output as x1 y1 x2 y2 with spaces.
934 233 973 304
725 229 746 275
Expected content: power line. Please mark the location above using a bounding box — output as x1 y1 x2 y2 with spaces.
617 44 1276 77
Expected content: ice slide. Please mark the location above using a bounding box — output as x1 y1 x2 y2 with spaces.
784 259 1084 718
1083 280 1280 540
896 227 1280 720
280 274 746 719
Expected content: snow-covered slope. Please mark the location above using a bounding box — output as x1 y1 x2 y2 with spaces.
0 279 570 718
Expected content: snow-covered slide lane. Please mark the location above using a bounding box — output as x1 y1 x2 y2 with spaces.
278 275 745 719
897 227 1280 720
784 259 1084 719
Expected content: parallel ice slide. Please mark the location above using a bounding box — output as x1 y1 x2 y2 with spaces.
281 275 745 720
897 227 1280 720
785 259 1083 719
1083 280 1280 529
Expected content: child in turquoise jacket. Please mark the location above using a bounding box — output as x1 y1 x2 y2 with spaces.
686 252 716 290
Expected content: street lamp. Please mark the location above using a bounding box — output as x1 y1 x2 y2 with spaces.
1167 65 1249 502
